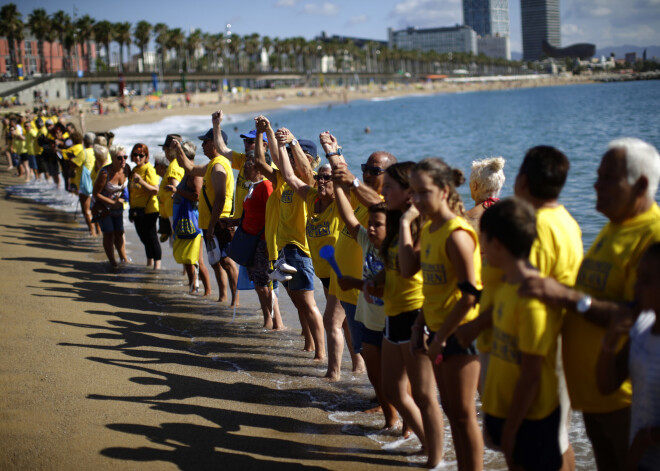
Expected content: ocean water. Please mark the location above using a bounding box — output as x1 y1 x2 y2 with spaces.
9 80 660 469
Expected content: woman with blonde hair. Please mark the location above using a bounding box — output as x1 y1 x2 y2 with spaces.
465 157 505 229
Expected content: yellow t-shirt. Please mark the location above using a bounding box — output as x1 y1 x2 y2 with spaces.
158 159 185 218
305 188 341 279
383 235 424 317
563 203 660 413
13 125 25 154
274 170 309 256
71 147 95 189
265 182 283 261
420 217 482 332
331 193 371 304
36 126 48 154
232 151 248 218
476 261 503 353
483 281 561 420
129 163 159 214
25 127 38 156
61 137 78 161
91 156 111 184
199 155 235 229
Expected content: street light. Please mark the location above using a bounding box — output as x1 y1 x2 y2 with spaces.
223 23 231 96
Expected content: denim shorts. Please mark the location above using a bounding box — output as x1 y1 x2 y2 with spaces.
280 244 315 291
27 154 38 170
99 209 124 233
384 309 421 344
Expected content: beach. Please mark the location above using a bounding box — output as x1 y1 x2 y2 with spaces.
0 167 419 470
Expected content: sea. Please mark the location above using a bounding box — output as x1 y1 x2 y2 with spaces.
8 79 660 469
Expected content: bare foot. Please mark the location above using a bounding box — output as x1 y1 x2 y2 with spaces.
402 423 413 439
217 295 228 303
202 291 211 297
263 320 273 330
323 372 340 382
313 354 326 362
382 419 402 431
365 405 383 414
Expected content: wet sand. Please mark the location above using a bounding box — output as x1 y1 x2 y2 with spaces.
0 167 414 470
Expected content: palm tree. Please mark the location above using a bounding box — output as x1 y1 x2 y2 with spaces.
93 20 114 70
113 22 132 71
185 29 202 72
0 4 23 78
27 9 50 74
75 15 95 72
44 26 57 74
51 10 72 72
153 23 169 72
133 21 151 71
166 28 185 71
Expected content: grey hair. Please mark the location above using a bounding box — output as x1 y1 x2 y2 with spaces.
83 132 95 147
318 163 331 173
469 156 506 203
182 141 197 160
153 154 168 168
93 144 108 160
109 144 126 159
609 138 660 200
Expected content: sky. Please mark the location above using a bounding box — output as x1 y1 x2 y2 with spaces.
12 0 660 54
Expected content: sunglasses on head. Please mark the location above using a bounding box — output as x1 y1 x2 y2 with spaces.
132 153 146 159
314 174 332 182
361 164 385 176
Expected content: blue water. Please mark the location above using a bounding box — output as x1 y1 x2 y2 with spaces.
113 80 660 248
12 80 659 469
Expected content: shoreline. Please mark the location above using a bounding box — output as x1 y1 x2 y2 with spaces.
60 75 597 132
0 167 418 470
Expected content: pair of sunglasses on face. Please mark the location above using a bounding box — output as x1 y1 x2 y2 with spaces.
361 164 385 176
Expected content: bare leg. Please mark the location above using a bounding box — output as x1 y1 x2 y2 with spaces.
343 318 366 373
211 262 227 302
103 232 117 266
255 285 273 329
323 293 345 381
288 287 314 351
271 289 285 330
79 194 95 236
197 244 211 296
290 290 326 361
362 343 399 429
114 231 128 262
184 263 195 289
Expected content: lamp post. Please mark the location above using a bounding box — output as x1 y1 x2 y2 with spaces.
223 23 232 98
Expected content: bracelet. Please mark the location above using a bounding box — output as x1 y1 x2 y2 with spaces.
601 337 617 353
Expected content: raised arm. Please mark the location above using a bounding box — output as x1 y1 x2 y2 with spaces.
335 184 360 239
280 127 313 186
206 164 227 240
274 128 310 200
212 110 233 160
173 140 207 177
398 205 421 277
254 116 277 184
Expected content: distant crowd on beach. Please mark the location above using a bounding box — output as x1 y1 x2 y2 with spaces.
4 105 660 471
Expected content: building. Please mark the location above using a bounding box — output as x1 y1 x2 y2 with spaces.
463 0 509 37
388 26 478 55
478 35 511 60
521 0 560 61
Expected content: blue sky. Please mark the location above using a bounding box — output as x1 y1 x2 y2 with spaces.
13 0 660 53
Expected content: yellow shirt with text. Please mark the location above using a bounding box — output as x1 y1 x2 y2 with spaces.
305 188 341 279
563 203 660 413
420 217 482 332
199 155 234 229
483 281 561 419
383 235 424 317
274 170 309 256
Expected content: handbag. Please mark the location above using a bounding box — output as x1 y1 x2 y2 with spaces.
228 222 263 266
91 200 110 222
173 197 201 240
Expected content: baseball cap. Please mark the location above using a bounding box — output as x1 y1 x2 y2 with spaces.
198 128 228 145
239 129 268 143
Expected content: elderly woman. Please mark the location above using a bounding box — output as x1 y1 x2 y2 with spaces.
92 145 130 267
129 143 161 269
169 141 211 296
464 156 505 230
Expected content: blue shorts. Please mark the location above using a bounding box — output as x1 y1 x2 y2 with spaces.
485 407 562 471
11 153 19 167
27 154 38 170
99 209 124 233
427 332 478 359
384 309 421 344
361 326 383 348
280 244 315 291
341 301 365 354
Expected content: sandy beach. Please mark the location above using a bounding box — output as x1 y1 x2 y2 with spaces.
0 166 419 470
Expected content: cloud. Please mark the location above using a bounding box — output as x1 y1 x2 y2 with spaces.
275 0 299 5
303 2 339 16
389 0 462 29
347 14 368 26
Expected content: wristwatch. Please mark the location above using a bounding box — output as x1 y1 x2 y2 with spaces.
326 148 342 158
351 177 360 189
290 139 298 147
576 294 592 315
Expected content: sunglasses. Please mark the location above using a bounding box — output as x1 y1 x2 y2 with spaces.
132 153 146 159
314 174 332 182
116 155 128 160
361 164 385 176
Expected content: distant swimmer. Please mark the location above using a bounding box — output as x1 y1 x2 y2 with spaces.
364 127 371 134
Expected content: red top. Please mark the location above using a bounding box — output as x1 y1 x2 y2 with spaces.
241 179 273 239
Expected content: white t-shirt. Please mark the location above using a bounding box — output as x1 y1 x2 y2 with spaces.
629 310 660 469
356 226 386 332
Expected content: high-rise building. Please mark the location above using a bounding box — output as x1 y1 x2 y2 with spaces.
521 0 561 61
388 26 478 55
463 0 510 37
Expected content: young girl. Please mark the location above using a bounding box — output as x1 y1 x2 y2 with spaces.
401 158 483 471
366 161 444 468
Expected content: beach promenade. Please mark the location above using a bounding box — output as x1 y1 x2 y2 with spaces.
0 167 413 470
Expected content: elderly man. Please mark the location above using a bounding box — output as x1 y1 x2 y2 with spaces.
174 120 238 307
321 131 397 382
520 138 660 471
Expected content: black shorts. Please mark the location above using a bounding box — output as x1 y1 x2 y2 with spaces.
485 407 562 471
384 309 421 344
427 332 478 359
319 277 330 289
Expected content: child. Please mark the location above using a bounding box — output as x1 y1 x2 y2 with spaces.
479 197 563 471
597 242 660 471
365 161 444 468
334 184 402 432
402 157 483 470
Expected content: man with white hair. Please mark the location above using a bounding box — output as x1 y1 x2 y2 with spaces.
520 138 660 471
